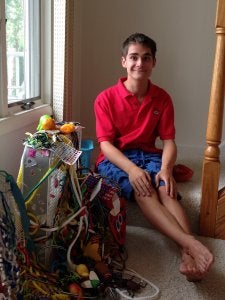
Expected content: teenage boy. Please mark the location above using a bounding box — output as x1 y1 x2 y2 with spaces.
94 33 213 281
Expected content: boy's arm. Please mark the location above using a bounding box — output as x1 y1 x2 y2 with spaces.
100 141 152 196
161 139 177 172
155 139 177 198
100 141 135 172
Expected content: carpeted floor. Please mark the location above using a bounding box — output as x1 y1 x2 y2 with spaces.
125 147 225 300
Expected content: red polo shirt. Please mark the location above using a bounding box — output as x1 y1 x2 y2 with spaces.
94 77 175 165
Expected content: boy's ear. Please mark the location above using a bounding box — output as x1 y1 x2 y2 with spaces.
153 57 156 67
121 56 126 68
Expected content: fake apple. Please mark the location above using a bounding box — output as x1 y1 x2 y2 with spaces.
68 283 84 299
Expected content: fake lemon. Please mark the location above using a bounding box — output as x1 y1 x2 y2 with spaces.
76 264 89 278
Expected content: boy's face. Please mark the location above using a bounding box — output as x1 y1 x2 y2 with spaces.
121 43 156 81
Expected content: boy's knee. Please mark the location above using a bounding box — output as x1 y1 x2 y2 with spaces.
134 189 159 205
158 186 177 202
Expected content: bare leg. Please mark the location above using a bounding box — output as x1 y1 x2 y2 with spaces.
157 187 202 280
157 187 213 280
134 188 214 280
157 187 192 233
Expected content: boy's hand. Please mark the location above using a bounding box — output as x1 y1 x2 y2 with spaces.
128 166 152 196
155 169 177 199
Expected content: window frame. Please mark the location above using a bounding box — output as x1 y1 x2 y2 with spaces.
0 0 8 118
0 0 52 135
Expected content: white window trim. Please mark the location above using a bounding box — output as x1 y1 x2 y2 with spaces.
0 0 52 136
40 0 52 106
0 0 8 118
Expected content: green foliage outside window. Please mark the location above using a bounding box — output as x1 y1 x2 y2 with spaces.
6 0 24 52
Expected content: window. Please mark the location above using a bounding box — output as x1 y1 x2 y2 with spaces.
0 0 52 118
6 0 40 105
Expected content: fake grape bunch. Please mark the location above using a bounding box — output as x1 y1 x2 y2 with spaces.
37 115 76 134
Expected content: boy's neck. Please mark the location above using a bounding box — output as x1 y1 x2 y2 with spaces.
124 79 149 102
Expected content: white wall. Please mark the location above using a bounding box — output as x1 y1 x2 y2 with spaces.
73 0 219 149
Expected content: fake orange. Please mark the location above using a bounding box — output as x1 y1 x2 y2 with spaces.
41 117 56 130
60 123 75 134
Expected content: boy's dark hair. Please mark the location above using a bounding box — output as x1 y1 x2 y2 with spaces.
122 33 157 58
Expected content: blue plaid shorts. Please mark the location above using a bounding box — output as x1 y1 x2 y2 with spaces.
97 149 165 201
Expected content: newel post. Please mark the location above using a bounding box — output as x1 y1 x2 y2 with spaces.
200 0 225 237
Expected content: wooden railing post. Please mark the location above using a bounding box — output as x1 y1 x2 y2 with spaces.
200 0 225 237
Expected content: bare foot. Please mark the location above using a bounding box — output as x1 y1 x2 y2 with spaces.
184 237 214 274
180 252 206 281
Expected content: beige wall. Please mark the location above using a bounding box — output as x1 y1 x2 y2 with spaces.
73 0 220 149
0 1 220 177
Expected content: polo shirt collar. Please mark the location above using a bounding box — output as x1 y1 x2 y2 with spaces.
118 77 157 100
118 77 130 98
